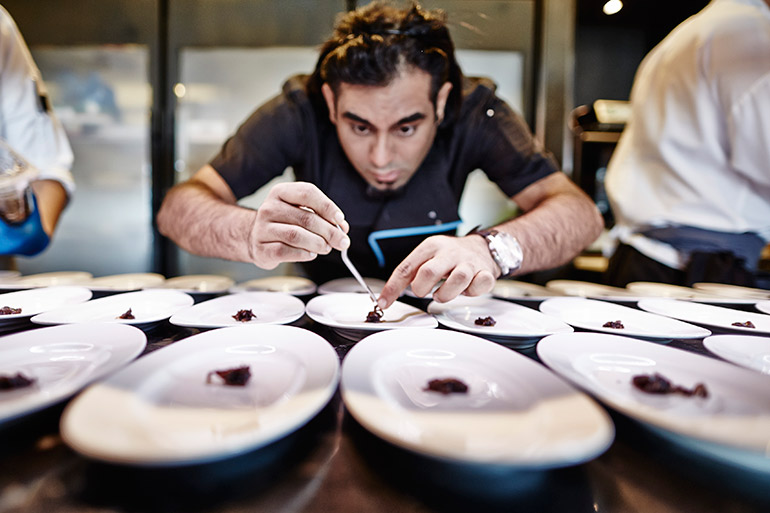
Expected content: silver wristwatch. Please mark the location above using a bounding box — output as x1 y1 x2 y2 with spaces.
474 228 523 278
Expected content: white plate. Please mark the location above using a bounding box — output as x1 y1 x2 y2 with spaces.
159 274 235 294
545 280 639 301
0 286 93 323
539 297 711 340
491 280 559 300
703 334 770 375
317 277 386 295
693 283 770 301
638 298 770 335
625 281 753 304
30 289 193 327
537 332 770 472
756 300 770 315
305 293 437 335
341 329 614 466
170 292 306 328
229 276 316 296
0 271 93 290
427 296 573 348
0 323 146 424
87 273 166 292
0 270 21 284
60 324 340 465
626 281 707 299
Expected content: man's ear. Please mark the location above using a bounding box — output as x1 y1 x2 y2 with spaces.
321 83 337 124
435 81 452 123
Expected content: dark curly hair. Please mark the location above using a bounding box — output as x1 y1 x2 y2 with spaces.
307 2 463 127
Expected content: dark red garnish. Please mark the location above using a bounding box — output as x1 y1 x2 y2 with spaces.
365 305 384 323
206 366 251 386
732 321 755 328
117 308 135 319
0 372 36 391
232 309 257 322
424 378 469 395
0 306 21 315
474 316 496 326
603 320 624 329
632 373 707 398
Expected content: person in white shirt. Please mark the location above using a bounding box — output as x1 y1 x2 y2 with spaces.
603 0 770 287
0 4 74 257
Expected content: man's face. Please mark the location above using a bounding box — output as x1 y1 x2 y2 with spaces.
322 69 452 192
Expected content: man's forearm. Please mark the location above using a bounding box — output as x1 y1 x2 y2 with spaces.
497 189 603 275
30 180 68 236
157 181 257 263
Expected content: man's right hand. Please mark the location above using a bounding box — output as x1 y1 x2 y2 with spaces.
250 181 350 269
158 166 350 269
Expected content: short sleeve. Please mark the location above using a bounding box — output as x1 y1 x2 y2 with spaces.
463 87 559 198
210 80 307 200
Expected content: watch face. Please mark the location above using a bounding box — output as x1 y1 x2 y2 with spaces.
490 232 523 273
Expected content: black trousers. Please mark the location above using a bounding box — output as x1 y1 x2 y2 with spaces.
603 243 758 288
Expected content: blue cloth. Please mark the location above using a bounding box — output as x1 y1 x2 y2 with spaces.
641 225 765 271
0 193 50 256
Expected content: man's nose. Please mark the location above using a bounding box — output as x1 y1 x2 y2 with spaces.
369 134 392 168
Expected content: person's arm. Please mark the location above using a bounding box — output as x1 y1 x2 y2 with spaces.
0 7 75 245
491 172 604 273
157 164 350 269
30 179 67 236
377 172 603 308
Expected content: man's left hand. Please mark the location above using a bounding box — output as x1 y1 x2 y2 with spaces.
377 234 499 309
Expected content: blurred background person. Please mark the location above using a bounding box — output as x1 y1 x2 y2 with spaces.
0 4 74 261
603 0 770 288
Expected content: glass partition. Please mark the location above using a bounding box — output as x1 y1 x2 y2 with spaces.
174 47 320 281
17 46 152 276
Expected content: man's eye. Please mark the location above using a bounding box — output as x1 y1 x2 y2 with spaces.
398 125 416 136
352 124 370 135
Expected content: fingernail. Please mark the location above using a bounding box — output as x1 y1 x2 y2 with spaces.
340 237 350 250
335 211 345 224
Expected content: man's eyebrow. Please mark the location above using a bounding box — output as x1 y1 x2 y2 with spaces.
397 112 426 124
342 112 371 125
342 111 427 126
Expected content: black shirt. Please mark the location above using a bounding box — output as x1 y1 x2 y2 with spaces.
211 74 558 283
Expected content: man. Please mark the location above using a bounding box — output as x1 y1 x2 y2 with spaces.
158 2 602 309
0 5 75 257
603 0 770 287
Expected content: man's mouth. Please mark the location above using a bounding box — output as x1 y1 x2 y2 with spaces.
372 170 400 185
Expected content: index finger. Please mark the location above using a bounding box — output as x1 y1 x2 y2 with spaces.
276 182 349 233
378 250 430 309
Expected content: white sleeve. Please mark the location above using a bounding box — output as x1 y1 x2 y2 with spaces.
0 6 74 196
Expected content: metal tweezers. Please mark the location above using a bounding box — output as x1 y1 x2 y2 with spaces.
337 223 382 315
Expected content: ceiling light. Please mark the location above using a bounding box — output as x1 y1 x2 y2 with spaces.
173 83 186 99
603 0 623 15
